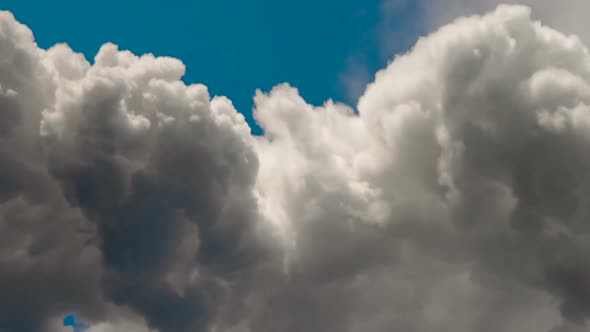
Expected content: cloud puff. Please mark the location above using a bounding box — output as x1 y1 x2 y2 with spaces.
2 4 590 332
406 0 590 46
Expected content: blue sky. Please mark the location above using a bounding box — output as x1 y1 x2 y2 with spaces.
3 0 421 134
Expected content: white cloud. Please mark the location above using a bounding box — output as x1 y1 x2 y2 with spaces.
412 0 590 46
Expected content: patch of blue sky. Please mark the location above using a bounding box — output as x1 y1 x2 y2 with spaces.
2 0 421 134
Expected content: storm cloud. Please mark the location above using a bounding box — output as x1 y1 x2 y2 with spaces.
1 4 590 332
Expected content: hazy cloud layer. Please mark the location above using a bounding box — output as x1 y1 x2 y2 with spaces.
2 4 590 332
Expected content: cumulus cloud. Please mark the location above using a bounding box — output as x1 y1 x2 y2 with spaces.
407 0 590 46
2 4 590 332
0 10 272 332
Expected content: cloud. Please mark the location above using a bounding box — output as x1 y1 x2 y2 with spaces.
406 0 590 46
0 11 273 332
378 1 590 73
2 4 590 332
253 5 590 332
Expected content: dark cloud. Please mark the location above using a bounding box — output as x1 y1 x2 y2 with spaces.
0 11 270 332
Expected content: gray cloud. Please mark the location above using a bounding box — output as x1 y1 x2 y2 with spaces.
0 13 273 332
2 4 590 332
253 5 590 332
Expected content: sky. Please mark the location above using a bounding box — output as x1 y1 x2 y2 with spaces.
2 0 422 135
4 2 590 332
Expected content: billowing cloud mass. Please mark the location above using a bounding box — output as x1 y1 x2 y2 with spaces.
2 4 590 332
415 0 590 46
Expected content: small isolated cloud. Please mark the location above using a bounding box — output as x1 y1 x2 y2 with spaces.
2 4 590 332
